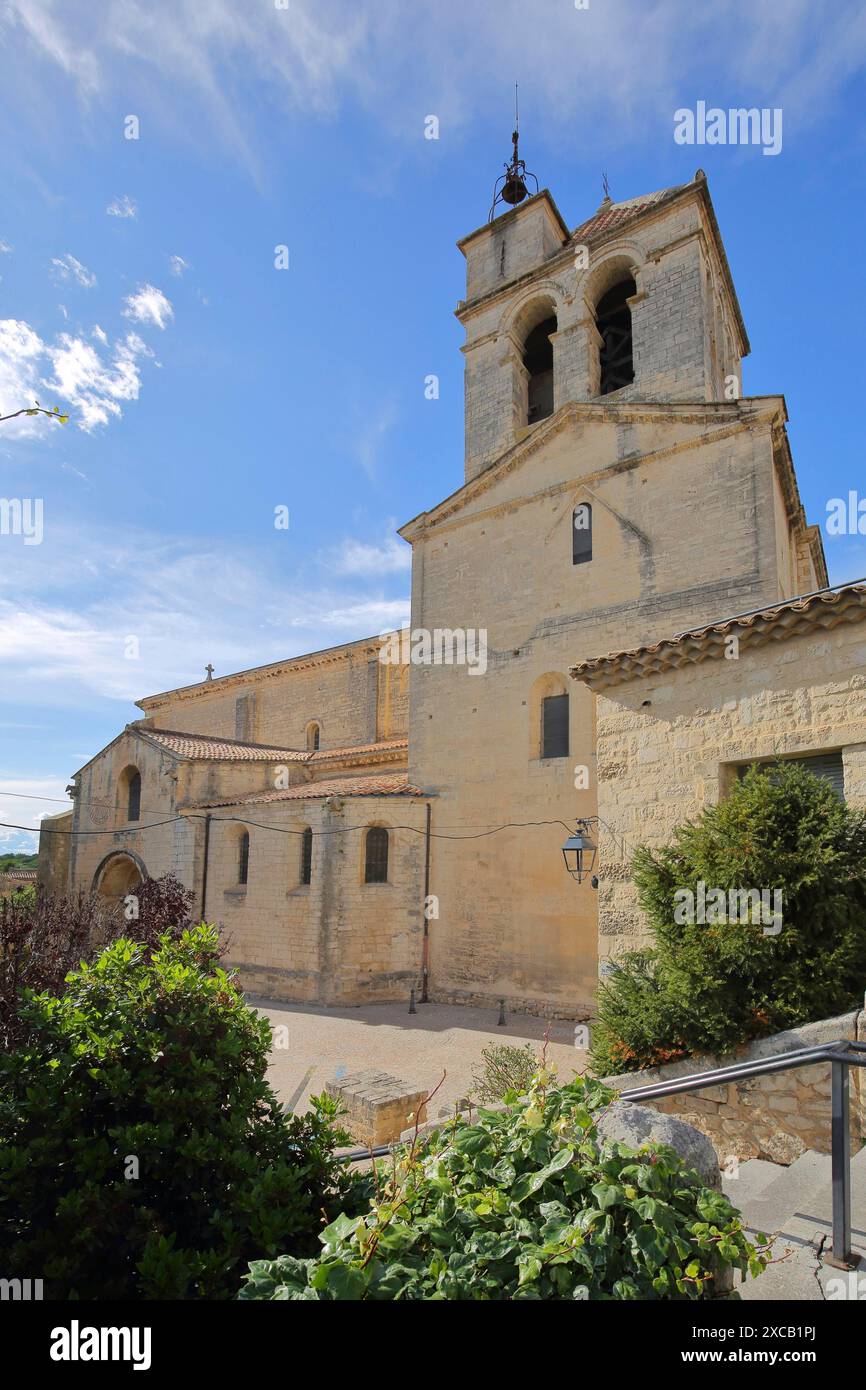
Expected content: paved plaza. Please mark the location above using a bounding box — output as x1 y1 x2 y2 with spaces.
253 996 589 1120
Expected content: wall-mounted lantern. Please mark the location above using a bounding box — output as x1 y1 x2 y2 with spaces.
561 818 598 885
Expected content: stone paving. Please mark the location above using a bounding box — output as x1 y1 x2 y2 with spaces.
252 995 588 1120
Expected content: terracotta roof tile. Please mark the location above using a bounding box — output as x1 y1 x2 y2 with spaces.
195 772 425 808
140 728 408 764
570 581 866 691
310 737 407 761
141 729 310 762
570 184 687 246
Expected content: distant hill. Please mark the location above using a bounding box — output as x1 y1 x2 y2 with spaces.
0 852 39 873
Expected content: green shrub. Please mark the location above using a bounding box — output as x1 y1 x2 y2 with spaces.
239 1067 765 1300
0 925 367 1299
591 762 866 1074
471 1041 537 1103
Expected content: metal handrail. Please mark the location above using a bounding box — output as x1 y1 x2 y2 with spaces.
619 1039 865 1103
336 1038 866 1268
618 1037 866 1268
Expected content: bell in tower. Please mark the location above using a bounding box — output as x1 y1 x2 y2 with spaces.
489 87 538 221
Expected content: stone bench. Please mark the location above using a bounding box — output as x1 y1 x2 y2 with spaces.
326 1069 428 1148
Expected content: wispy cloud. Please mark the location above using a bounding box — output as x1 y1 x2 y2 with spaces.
106 193 137 219
3 0 100 96
0 521 411 711
295 598 411 632
326 531 411 578
0 240 12 254
50 252 96 288
354 400 397 483
122 284 173 330
2 0 864 170
60 461 90 482
169 254 188 276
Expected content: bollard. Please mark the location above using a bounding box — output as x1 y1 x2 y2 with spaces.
497 998 506 1027
409 987 417 1015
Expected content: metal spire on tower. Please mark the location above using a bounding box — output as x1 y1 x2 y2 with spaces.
488 85 539 221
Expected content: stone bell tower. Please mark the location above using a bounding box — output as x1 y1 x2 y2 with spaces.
456 157 750 482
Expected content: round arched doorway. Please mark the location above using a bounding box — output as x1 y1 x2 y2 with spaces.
92 850 147 902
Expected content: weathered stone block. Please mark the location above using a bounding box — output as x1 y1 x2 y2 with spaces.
326 1069 428 1147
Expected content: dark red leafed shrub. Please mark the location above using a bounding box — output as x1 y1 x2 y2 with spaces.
0 873 204 1050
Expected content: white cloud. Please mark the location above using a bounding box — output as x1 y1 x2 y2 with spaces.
0 317 156 434
106 193 137 219
122 284 173 330
2 0 864 172
328 532 411 577
169 254 188 276
2 0 100 96
0 521 412 710
0 318 49 432
44 330 153 431
303 598 411 630
50 252 96 288
0 240 12 254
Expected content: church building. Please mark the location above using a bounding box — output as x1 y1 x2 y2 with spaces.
41 159 866 1018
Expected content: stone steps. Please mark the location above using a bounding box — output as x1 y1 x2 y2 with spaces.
723 1147 866 1300
721 1156 780 1214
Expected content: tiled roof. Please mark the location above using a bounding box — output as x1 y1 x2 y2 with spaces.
570 184 688 246
570 582 866 691
195 772 425 808
310 737 407 761
140 729 310 762
0 869 37 881
139 728 408 765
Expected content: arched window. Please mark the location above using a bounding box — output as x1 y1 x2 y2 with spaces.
522 315 557 425
238 830 250 885
572 503 592 565
306 722 321 752
364 826 389 884
542 693 569 759
596 278 635 395
300 826 313 885
123 768 141 822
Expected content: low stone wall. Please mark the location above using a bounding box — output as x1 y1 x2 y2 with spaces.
429 986 592 1022
600 1007 865 1166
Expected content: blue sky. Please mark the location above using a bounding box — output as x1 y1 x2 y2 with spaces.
1 0 865 851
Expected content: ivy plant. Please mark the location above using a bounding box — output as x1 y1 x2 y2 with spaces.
239 1067 767 1301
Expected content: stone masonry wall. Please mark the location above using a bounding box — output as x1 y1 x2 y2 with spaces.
590 616 866 964
139 636 409 751
67 730 201 904
460 188 743 480
217 793 428 1006
600 1009 866 1165
408 401 799 1016
36 810 72 894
